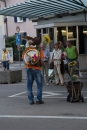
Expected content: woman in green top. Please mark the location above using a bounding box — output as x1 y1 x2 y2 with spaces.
66 41 79 75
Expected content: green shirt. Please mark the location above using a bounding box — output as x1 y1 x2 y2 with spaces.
65 46 77 59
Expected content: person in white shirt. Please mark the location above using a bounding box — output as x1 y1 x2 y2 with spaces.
51 43 64 86
40 43 50 85
2 48 10 70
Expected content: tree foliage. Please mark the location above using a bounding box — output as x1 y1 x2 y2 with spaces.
5 35 25 60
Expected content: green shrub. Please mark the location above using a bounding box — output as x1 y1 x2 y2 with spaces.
5 35 25 61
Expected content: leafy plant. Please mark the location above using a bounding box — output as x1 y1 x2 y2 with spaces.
5 36 25 61
68 61 79 82
42 35 50 45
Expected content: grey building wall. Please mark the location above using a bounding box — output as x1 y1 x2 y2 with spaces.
37 13 85 26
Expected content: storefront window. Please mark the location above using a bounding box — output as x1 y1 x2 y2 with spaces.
43 28 48 34
37 29 41 41
68 26 77 38
57 27 67 45
43 28 46 34
49 28 54 52
78 26 87 54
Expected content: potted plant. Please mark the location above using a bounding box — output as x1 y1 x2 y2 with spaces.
66 61 84 103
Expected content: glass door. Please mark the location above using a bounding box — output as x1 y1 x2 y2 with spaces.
57 27 67 46
67 26 78 47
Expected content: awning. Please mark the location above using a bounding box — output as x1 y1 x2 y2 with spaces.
0 0 86 21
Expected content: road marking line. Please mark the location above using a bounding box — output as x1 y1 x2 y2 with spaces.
0 115 87 119
8 91 27 97
43 96 87 99
9 96 87 99
8 91 87 98
43 92 62 96
8 91 62 98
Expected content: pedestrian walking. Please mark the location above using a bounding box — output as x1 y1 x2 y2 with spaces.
58 41 67 83
51 43 64 86
2 48 10 70
65 40 79 75
22 36 44 105
40 43 50 85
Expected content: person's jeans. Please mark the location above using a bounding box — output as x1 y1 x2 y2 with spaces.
3 61 9 70
54 64 64 84
26 68 43 103
41 62 49 83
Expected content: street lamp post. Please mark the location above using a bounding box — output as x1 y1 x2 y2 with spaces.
16 26 21 68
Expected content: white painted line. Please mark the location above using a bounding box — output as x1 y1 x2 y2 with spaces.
8 90 87 98
42 97 67 98
44 91 87 93
9 95 87 99
6 83 37 86
10 96 65 98
11 95 67 99
43 92 62 96
42 96 87 99
8 91 27 97
0 115 87 120
8 96 67 98
44 92 57 95
8 91 62 98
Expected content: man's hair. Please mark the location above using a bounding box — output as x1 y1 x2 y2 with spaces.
58 41 62 44
66 40 71 44
40 43 45 47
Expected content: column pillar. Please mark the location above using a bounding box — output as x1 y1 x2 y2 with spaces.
54 27 57 43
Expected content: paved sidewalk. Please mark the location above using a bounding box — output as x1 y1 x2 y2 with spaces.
0 61 87 80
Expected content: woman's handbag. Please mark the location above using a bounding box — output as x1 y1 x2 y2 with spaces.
61 53 65 60
50 52 54 69
50 62 54 69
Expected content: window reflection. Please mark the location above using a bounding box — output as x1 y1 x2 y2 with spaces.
68 26 76 38
78 26 87 54
37 29 41 41
49 28 54 52
43 28 46 34
57 27 67 45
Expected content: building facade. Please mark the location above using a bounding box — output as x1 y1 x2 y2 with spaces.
3 0 37 37
35 13 87 70
0 0 87 70
0 1 5 61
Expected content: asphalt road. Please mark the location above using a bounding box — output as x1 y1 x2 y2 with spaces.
0 79 87 130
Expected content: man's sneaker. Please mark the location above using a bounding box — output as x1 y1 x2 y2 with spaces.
30 101 34 105
36 100 44 104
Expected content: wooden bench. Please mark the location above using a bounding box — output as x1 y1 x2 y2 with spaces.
0 70 22 84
